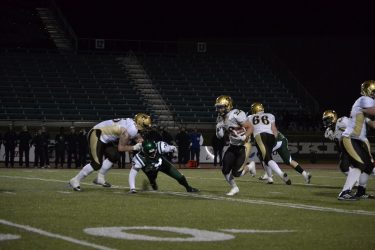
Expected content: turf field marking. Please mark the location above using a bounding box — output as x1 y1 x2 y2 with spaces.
0 233 21 241
221 229 297 233
0 219 115 250
156 192 375 216
2 191 16 195
1 175 375 217
84 226 234 242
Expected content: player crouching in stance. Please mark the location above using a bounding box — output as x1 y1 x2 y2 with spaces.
248 102 291 185
128 140 199 193
69 113 151 191
215 95 255 196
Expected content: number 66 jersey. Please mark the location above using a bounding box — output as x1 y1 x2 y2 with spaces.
247 112 275 136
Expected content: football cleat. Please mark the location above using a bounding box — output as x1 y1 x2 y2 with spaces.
259 173 269 180
129 189 137 194
305 173 312 184
93 178 112 188
248 161 256 177
187 186 199 192
283 173 291 185
226 186 239 196
267 177 274 184
338 190 359 201
69 178 81 191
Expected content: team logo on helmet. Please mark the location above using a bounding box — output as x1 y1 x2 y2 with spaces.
215 95 233 115
322 109 338 128
134 113 152 130
251 102 264 114
361 80 375 98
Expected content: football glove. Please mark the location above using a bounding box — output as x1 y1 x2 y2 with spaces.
132 142 142 151
324 128 334 140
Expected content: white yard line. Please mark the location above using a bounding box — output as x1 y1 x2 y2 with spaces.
1 175 375 217
0 219 115 250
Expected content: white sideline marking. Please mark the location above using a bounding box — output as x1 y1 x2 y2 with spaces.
1 175 375 217
221 229 296 233
2 191 16 195
0 233 21 241
0 219 115 250
156 191 375 216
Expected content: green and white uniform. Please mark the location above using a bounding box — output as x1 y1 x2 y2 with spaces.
129 141 197 192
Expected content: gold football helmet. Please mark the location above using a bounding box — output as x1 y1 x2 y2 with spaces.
215 95 233 115
361 80 375 98
251 102 264 114
134 113 152 130
322 109 337 127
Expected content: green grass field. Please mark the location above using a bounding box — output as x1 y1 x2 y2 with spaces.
1 166 375 250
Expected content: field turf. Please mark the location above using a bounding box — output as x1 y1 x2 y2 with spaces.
1 165 375 250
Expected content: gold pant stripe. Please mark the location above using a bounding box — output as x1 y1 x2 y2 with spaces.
89 129 100 165
343 137 363 164
255 134 266 159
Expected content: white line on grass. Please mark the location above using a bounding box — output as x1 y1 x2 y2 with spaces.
155 191 375 216
221 229 297 233
0 219 115 250
1 175 375 217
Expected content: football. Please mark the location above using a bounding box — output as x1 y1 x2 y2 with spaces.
229 127 246 136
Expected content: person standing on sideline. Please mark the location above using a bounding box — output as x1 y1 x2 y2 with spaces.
41 126 50 168
18 125 32 168
32 129 45 168
69 113 152 191
175 126 191 168
55 127 66 168
189 127 204 167
4 124 17 168
66 126 78 168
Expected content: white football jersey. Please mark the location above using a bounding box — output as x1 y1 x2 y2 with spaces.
333 116 349 140
342 96 375 141
93 118 138 143
248 112 275 136
217 109 247 146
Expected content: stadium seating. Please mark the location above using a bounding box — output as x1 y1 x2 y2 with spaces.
0 49 148 122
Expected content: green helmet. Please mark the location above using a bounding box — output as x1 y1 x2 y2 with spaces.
142 140 157 158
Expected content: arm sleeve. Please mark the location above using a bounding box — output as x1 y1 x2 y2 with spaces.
128 167 139 190
199 135 204 145
158 141 176 153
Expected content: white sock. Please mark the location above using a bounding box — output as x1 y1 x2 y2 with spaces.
342 168 361 191
267 160 284 178
99 159 113 176
265 164 272 178
358 172 369 188
76 164 94 181
224 173 237 188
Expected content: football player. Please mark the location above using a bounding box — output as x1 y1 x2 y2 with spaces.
128 140 199 193
248 102 291 185
69 113 152 191
258 131 312 184
215 95 255 196
338 80 375 200
322 110 351 175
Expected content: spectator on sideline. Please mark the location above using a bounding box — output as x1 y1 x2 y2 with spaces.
4 124 17 168
18 125 32 168
66 126 78 168
189 127 204 167
32 129 45 168
77 128 88 168
55 127 66 168
175 126 191 168
211 133 226 167
41 126 50 168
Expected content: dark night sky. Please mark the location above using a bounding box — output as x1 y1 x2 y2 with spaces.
57 0 375 115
